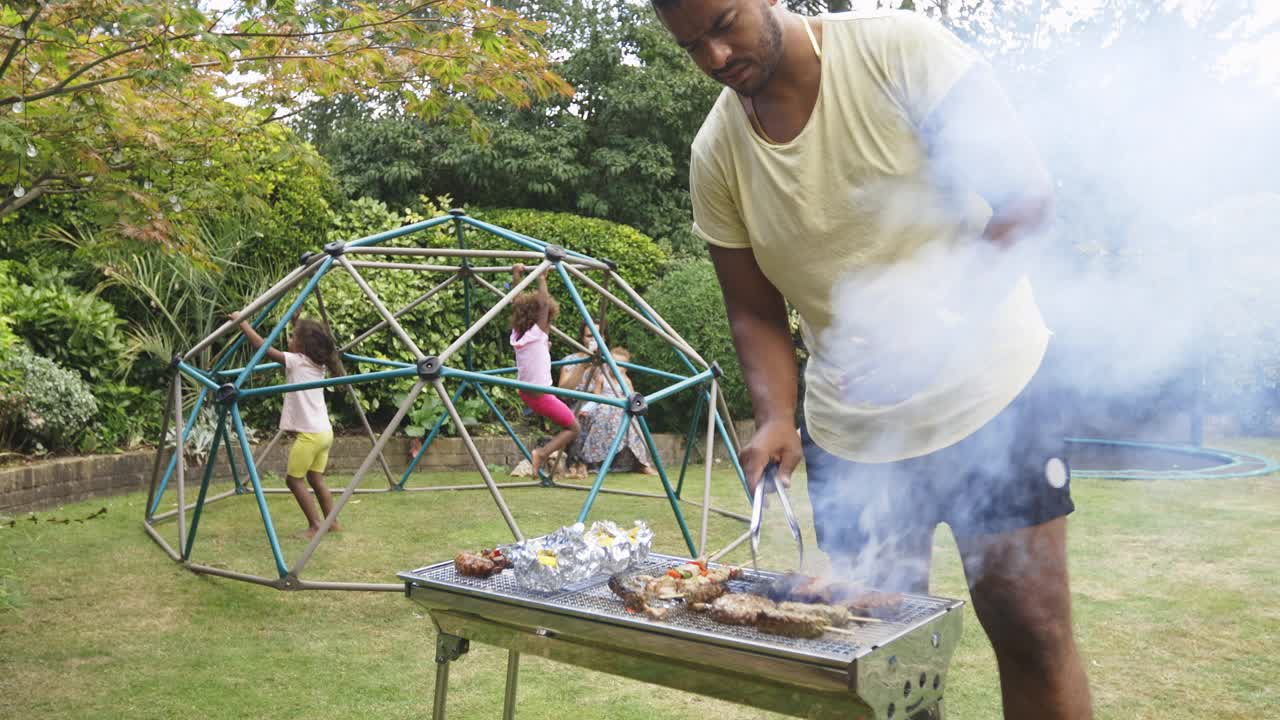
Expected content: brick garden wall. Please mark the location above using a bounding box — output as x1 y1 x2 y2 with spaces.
0 422 755 515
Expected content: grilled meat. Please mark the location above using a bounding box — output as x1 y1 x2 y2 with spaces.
705 593 776 625
453 548 511 578
607 574 668 620
757 608 829 638
779 601 852 628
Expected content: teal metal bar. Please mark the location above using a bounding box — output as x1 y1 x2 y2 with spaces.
341 353 415 369
644 369 713 406
149 385 211 517
458 216 547 252
234 256 334 389
239 365 418 398
213 362 283 378
177 361 221 392
470 382 545 485
454 215 476 372
617 360 688 382
635 416 698 556
183 408 228 559
231 404 288 577
675 391 708 499
209 294 289 375
348 215 453 248
443 367 627 408
477 356 590 376
554 264 629 398
223 420 248 494
399 382 470 487
575 415 633 525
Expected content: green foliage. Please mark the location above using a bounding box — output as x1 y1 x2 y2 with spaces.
0 0 570 238
403 393 492 438
473 208 669 292
613 260 750 431
85 382 165 453
1 276 132 384
0 345 98 452
307 0 720 257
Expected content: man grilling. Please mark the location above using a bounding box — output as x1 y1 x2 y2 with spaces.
651 1 1091 718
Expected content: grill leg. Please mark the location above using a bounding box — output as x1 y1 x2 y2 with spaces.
502 649 520 720
433 634 470 720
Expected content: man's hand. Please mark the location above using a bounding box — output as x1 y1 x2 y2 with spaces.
740 419 802 493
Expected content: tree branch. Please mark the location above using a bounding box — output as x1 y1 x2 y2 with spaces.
218 2 445 38
0 6 43 82
0 172 56 218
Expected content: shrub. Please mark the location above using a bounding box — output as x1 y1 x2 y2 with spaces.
86 382 166 452
612 260 751 432
472 208 668 292
4 281 133 383
0 345 98 452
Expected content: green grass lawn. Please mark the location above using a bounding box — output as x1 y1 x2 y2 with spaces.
1 443 1277 720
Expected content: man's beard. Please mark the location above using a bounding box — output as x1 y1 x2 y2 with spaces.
739 8 784 97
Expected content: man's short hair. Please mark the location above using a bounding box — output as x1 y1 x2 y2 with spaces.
651 0 681 9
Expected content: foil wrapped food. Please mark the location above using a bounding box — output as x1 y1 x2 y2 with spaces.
509 521 654 592
507 523 604 593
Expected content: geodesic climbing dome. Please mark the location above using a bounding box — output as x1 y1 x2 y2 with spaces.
142 211 752 591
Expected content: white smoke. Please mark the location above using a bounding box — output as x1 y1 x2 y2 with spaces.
809 2 1280 589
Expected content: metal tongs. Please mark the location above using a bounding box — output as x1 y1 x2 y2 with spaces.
749 462 804 573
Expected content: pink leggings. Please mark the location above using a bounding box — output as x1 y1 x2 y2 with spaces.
519 391 577 429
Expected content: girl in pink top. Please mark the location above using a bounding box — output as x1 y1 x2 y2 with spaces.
510 264 579 479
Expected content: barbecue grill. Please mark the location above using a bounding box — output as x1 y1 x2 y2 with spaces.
401 552 964 720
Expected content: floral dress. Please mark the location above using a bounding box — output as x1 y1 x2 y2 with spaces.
563 353 653 471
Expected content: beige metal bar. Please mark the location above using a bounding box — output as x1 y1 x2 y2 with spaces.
338 273 459 354
346 261 464 273
708 529 752 562
185 562 281 588
252 428 286 471
439 261 549 365
144 375 177 521
337 255 426 361
150 487 239 523
190 255 325 360
551 483 749 522
402 482 542 492
294 580 402 592
259 487 392 495
608 271 709 368
700 381 719 558
563 263 699 359
291 380 428 576
432 380 524 542
471 274 591 356
313 285 395 486
143 521 182 561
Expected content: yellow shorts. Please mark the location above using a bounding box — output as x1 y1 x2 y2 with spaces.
286 431 334 477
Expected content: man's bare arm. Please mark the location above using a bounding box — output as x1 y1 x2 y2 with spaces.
923 66 1053 247
708 245 803 490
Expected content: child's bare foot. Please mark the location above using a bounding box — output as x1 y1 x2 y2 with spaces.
639 464 659 476
297 527 320 540
529 448 545 478
328 521 342 533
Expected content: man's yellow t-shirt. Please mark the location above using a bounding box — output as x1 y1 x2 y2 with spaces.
690 11 1049 463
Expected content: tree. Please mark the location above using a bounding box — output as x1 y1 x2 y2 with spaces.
0 0 571 245
307 0 721 255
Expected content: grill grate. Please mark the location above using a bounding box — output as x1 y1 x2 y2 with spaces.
401 553 957 665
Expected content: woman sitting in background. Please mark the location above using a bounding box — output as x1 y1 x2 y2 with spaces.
559 330 658 476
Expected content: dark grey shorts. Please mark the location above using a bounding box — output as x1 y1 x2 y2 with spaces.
804 356 1075 556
